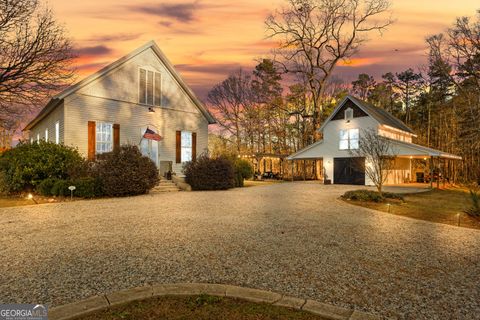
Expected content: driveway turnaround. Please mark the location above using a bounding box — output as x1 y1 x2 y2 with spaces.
0 182 478 319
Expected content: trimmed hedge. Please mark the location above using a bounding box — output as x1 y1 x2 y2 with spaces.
93 145 159 197
342 189 404 203
0 141 84 193
184 155 235 190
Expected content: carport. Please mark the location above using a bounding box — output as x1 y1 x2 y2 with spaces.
286 139 462 188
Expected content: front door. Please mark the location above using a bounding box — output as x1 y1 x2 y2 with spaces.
140 128 159 167
334 157 365 185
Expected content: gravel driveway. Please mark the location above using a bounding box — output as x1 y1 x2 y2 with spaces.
0 182 478 319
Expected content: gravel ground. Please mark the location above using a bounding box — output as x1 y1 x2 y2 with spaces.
0 182 478 319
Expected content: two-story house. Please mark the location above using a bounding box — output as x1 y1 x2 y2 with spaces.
287 96 461 185
23 41 216 176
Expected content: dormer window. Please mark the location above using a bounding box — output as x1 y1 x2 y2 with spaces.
139 68 161 106
345 107 353 120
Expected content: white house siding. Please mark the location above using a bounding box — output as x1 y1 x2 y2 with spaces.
321 116 378 183
378 126 412 143
28 103 64 144
76 48 197 115
64 94 208 174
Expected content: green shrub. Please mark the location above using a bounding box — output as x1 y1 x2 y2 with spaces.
51 179 70 197
0 141 84 193
37 178 59 196
93 145 158 197
465 185 480 217
71 177 101 198
184 154 235 190
342 189 404 203
233 159 253 187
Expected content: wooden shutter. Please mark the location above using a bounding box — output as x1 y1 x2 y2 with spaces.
87 121 96 160
147 70 154 105
192 132 197 160
113 124 120 151
176 131 181 163
154 72 161 106
139 69 146 104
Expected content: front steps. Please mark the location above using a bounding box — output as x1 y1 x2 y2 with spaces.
150 178 181 193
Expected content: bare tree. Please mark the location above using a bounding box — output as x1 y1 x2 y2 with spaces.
207 70 254 153
349 128 396 193
266 0 392 129
0 0 75 134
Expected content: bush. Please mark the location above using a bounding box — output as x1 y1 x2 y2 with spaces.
184 155 235 190
37 178 59 196
0 141 84 193
342 189 404 203
465 185 480 217
71 177 101 198
93 145 158 197
234 159 253 187
51 179 70 197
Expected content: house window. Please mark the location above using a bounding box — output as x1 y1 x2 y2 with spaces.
96 122 113 154
339 128 359 150
55 121 60 144
181 131 192 162
345 108 353 120
139 68 161 106
45 128 48 141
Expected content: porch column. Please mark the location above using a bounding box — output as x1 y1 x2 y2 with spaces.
291 160 294 182
303 160 306 181
429 156 434 189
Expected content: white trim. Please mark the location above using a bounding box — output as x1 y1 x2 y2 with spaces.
24 41 216 131
55 121 60 144
286 140 324 160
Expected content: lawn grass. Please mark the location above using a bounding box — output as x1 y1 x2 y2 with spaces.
345 187 480 229
75 295 327 320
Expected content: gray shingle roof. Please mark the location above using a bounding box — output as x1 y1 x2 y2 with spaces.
347 95 415 134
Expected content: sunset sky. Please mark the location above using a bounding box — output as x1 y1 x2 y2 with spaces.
50 0 480 100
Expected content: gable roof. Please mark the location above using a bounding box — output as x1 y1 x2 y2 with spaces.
24 41 216 130
319 95 415 135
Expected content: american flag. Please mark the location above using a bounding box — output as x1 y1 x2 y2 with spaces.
143 128 162 141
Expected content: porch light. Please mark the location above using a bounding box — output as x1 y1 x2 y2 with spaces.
148 107 155 113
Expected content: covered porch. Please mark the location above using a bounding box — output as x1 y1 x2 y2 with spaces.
286 139 462 188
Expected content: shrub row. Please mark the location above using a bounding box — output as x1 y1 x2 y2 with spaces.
342 189 404 203
0 142 159 197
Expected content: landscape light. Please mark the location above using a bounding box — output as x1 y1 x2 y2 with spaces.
27 193 38 204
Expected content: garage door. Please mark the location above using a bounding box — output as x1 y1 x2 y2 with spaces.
333 157 365 185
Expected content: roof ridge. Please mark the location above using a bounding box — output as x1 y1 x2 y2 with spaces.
24 41 216 130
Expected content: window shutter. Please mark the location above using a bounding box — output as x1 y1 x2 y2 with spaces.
176 131 181 163
192 132 197 160
154 72 161 106
147 70 154 105
139 69 146 104
113 124 120 151
88 121 96 160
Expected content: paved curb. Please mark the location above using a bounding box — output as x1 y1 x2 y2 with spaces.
49 283 383 320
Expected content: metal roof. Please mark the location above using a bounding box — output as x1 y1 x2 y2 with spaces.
319 95 415 135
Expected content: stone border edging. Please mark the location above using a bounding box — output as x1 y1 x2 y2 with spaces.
48 283 382 320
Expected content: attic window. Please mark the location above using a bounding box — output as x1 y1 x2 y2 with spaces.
345 108 353 120
139 68 161 106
